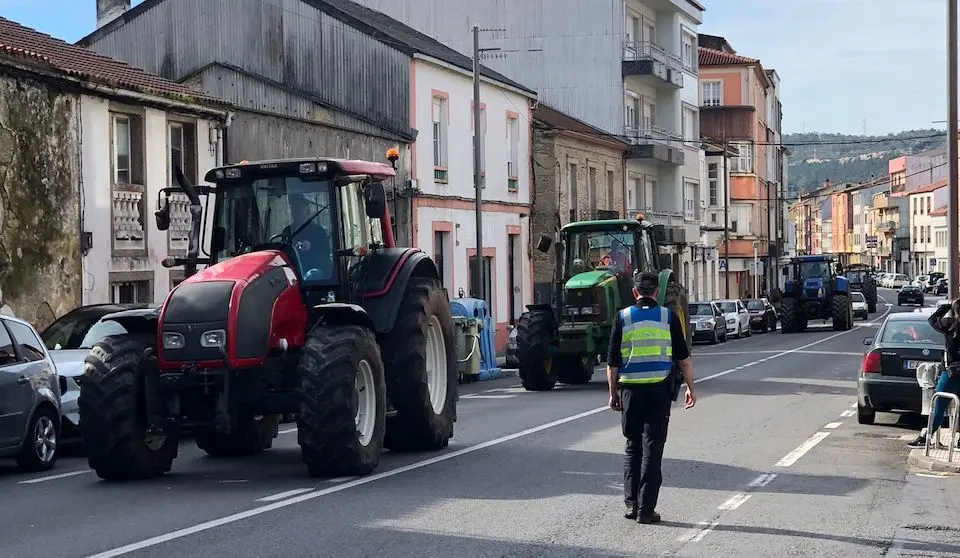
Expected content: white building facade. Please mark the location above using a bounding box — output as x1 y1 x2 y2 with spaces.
80 94 228 305
694 147 728 301
410 55 536 351
342 0 707 291
908 184 946 276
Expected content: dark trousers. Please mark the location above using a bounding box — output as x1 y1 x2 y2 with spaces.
621 380 671 514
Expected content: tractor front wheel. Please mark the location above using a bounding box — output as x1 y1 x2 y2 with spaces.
780 298 802 334
297 325 386 477
381 277 458 452
832 294 852 331
79 334 179 480
517 310 558 391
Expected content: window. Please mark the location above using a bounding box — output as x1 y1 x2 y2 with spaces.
681 31 696 71
913 198 917 215
914 226 918 243
588 167 598 212
926 197 931 214
434 230 451 290
606 170 616 209
112 280 152 304
432 97 448 181
111 113 144 184
708 163 719 206
567 163 579 219
702 81 722 107
731 141 753 173
682 106 697 141
643 177 655 209
6 320 45 363
469 254 493 311
0 322 16 366
507 115 519 191
927 225 931 244
643 99 656 128
340 182 382 253
683 180 700 221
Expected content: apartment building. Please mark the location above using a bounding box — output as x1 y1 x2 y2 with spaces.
870 191 899 272
697 35 787 296
932 205 949 275
341 0 708 286
908 181 947 276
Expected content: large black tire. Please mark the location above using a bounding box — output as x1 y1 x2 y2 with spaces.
831 294 852 331
866 284 878 313
298 325 386 477
79 334 179 480
517 309 557 391
196 414 280 457
662 281 692 354
780 298 801 333
381 277 458 452
556 355 593 385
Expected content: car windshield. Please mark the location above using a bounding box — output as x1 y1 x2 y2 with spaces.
719 302 737 313
690 303 714 316
77 319 129 349
215 175 337 284
852 292 866 302
746 300 764 311
564 229 651 278
798 260 830 279
40 307 117 350
880 319 941 344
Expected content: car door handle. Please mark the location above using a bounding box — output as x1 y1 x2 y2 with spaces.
17 376 30 385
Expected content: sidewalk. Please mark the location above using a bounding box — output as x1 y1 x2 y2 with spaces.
908 429 960 473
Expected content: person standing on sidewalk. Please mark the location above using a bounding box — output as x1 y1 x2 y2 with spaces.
909 298 960 449
607 271 696 524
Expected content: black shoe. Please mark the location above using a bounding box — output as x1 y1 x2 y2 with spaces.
638 511 661 524
907 435 927 449
624 507 638 520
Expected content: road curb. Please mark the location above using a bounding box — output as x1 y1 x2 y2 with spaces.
907 449 960 473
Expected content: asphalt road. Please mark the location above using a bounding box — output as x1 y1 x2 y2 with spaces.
3 290 959 558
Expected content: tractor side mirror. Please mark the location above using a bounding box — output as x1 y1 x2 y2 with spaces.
154 198 171 231
363 181 387 219
651 224 666 242
782 267 789 276
211 226 226 254
659 254 672 270
536 234 552 253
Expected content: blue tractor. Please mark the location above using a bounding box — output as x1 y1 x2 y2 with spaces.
780 255 853 333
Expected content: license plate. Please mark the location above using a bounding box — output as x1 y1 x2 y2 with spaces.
904 360 923 370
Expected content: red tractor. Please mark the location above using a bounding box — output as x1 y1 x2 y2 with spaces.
78 154 458 480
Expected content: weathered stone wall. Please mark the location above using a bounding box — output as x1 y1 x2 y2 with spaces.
0 71 82 330
530 129 625 287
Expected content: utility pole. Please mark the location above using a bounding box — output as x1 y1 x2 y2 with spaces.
949 0 959 299
472 25 484 302
723 137 731 298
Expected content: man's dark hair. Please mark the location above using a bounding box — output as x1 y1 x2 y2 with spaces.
634 271 659 297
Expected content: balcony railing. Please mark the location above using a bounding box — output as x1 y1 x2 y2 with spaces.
876 220 897 233
622 41 683 87
112 187 145 253
623 124 681 145
166 193 192 253
623 125 684 165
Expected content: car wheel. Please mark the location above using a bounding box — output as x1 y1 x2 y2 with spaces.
857 404 876 425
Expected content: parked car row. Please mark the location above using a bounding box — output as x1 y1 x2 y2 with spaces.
877 272 910 289
689 297 778 345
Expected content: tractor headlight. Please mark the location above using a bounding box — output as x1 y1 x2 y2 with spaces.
162 332 185 350
580 305 601 316
565 305 580 316
200 329 227 348
818 287 824 297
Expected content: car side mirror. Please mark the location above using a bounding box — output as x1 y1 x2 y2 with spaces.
154 198 171 231
211 226 226 254
536 234 552 253
363 181 387 219
862 337 873 346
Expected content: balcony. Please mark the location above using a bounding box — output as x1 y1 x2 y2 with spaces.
623 125 684 165
622 41 683 89
112 187 146 254
876 220 897 234
700 106 756 141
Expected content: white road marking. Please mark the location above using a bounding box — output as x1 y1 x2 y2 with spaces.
696 350 861 356
255 488 313 502
690 520 720 542
677 520 715 542
459 394 517 399
823 422 842 429
914 472 950 478
851 402 858 409
747 473 777 487
840 410 855 418
18 469 90 484
279 427 297 434
718 493 752 510
218 480 248 484
84 322 885 556
327 477 353 483
775 431 831 467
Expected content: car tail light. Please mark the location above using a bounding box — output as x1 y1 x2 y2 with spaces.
862 351 882 374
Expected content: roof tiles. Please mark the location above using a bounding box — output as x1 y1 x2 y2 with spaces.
698 46 759 66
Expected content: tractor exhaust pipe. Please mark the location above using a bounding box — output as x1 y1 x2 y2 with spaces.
174 166 203 278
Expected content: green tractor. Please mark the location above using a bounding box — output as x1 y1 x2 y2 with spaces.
843 263 878 313
516 214 692 391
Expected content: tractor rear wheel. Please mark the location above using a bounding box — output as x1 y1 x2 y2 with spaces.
832 294 852 331
381 277 458 452
517 309 557 391
79 334 179 480
780 298 801 333
867 285 878 313
298 325 386 477
196 414 280 457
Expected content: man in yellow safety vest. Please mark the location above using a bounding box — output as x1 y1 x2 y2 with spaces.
607 271 696 524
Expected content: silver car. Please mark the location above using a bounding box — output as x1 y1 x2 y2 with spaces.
0 315 61 471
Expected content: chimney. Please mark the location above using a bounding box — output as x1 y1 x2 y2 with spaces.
96 0 130 29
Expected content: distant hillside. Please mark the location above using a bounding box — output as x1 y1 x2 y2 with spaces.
784 129 947 193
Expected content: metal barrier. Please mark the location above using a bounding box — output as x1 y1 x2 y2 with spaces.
925 391 960 462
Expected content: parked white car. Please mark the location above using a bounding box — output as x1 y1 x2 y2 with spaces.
886 273 910 289
851 291 868 320
912 275 928 289
713 299 751 339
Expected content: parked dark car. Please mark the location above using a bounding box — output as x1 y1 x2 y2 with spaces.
745 298 777 332
0 315 61 471
897 285 924 306
689 302 727 344
935 278 948 295
857 312 943 425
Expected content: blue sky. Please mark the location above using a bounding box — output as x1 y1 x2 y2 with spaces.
0 0 949 135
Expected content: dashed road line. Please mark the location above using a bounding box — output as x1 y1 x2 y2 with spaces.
840 409 856 418
747 473 777 487
775 431 831 467
279 427 298 434
717 493 752 510
255 488 313 502
823 422 842 429
18 469 90 484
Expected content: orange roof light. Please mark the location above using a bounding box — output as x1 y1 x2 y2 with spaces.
635 212 644 221
385 147 400 161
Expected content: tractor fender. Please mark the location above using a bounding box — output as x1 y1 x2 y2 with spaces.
834 276 849 295
360 249 440 334
655 269 677 306
784 279 796 297
106 310 161 342
313 303 376 331
524 303 554 314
